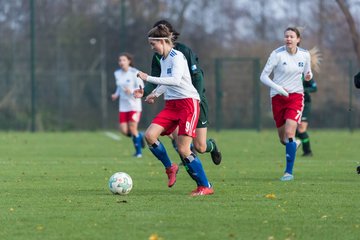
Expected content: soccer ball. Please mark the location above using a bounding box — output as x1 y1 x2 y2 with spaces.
108 172 133 195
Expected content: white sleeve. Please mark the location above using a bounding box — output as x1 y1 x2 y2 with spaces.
146 55 183 86
303 52 313 79
153 85 166 97
260 52 289 97
113 73 121 96
114 86 121 96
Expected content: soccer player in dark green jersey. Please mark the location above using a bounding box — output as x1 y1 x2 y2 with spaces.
295 47 321 157
143 20 222 168
296 78 317 156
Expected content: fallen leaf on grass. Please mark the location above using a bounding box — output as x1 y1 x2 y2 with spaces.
36 225 44 231
265 193 276 199
228 233 235 238
149 233 163 240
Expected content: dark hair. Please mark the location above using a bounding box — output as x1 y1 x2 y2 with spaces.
152 19 180 42
148 24 173 44
118 52 134 67
285 27 301 46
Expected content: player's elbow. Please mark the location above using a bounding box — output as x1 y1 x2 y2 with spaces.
260 73 268 84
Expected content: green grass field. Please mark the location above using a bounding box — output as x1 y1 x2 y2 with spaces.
1 130 360 240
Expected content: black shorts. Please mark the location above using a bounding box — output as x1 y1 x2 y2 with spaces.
197 96 209 128
301 102 311 122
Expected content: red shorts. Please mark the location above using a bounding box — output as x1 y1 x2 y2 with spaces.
152 98 199 138
118 111 141 123
271 93 304 128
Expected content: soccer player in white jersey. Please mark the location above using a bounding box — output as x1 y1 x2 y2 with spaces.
260 27 312 181
111 53 145 158
134 24 213 196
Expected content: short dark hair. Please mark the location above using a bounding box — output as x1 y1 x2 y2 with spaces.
152 19 180 42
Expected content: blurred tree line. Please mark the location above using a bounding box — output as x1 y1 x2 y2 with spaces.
0 0 359 131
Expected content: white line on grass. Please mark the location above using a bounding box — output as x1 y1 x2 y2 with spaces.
104 131 121 141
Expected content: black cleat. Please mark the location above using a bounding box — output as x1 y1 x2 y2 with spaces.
357 166 360 174
209 139 222 165
302 151 313 157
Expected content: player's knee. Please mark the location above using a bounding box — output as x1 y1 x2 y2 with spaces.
128 125 137 135
177 145 190 158
285 129 295 139
119 127 128 136
144 130 156 144
297 125 306 133
193 141 206 153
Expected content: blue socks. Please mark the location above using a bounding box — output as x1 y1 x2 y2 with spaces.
132 134 142 155
285 138 297 174
149 140 172 168
185 153 210 187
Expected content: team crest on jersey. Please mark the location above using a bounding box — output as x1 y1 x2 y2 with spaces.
167 68 172 74
298 62 304 67
126 79 130 83
283 62 287 65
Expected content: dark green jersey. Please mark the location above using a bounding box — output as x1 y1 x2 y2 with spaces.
303 79 317 102
143 42 206 100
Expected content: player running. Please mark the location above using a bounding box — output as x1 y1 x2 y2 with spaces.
296 47 321 157
111 53 145 158
134 24 214 196
296 77 317 156
143 20 222 166
260 27 312 181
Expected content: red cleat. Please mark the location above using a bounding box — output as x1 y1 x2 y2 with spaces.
190 186 214 196
165 163 179 188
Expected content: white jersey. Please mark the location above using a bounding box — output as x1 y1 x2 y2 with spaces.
113 67 144 112
147 49 200 101
260 45 312 97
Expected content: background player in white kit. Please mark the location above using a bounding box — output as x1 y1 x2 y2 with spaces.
134 24 214 196
260 27 312 181
111 53 145 158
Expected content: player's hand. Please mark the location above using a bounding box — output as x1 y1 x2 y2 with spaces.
133 85 144 98
124 87 132 95
145 93 157 104
304 71 312 81
111 94 118 101
279 87 289 97
137 71 148 81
